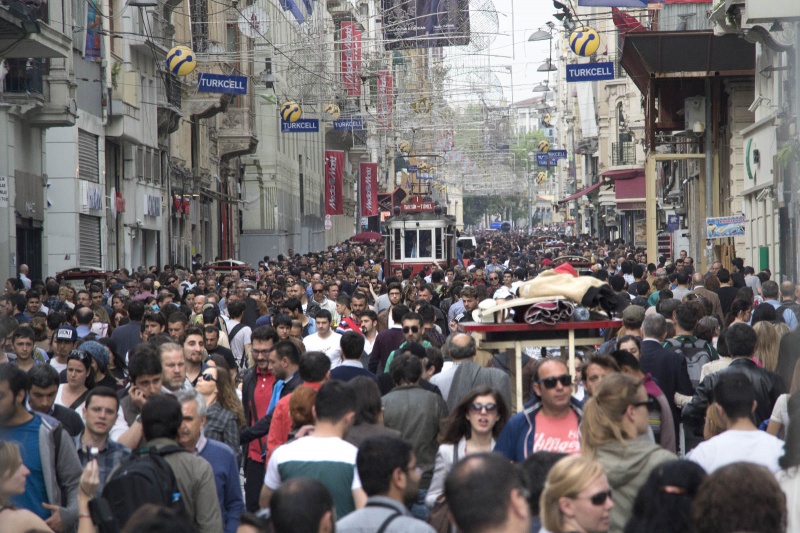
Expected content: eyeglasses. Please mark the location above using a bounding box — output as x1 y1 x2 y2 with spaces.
402 326 420 334
67 349 91 363
581 489 613 506
536 374 572 389
468 402 498 414
630 399 651 409
200 373 217 383
489 277 498 281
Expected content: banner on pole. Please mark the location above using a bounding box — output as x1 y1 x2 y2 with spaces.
325 151 344 216
340 22 362 96
360 162 379 217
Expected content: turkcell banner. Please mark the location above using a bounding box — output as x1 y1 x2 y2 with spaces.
333 118 365 131
536 152 566 167
197 73 248 95
381 0 470 49
281 119 320 133
566 62 615 82
578 0 647 6
707 216 745 239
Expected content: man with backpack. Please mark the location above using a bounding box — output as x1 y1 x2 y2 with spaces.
664 303 718 390
776 281 800 330
103 394 222 532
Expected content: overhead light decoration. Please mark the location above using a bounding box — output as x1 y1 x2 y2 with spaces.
398 139 411 153
166 46 197 76
569 26 600 57
538 140 550 153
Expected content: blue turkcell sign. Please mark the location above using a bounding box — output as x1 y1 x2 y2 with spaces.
332 118 365 131
281 119 320 133
566 62 615 82
490 221 502 230
666 214 679 233
407 165 419 172
197 73 248 95
536 151 567 167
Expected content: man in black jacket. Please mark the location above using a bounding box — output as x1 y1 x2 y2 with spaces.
682 323 786 440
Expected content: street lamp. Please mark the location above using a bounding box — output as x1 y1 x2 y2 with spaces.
537 59 557 72
533 81 550 92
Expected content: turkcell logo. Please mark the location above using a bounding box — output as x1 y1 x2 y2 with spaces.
566 62 615 82
281 119 320 133
197 73 248 95
333 118 364 131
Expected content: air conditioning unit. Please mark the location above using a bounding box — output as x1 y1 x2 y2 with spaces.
685 97 705 131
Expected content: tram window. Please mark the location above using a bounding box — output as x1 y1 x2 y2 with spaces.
405 230 417 258
418 229 433 258
435 228 442 259
394 229 401 260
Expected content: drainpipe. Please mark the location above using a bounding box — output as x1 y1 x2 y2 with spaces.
704 78 713 267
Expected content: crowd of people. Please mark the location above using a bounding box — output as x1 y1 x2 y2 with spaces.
1 232 800 533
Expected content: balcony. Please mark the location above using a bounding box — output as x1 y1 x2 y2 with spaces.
612 142 636 166
157 72 183 136
219 106 258 165
2 58 45 95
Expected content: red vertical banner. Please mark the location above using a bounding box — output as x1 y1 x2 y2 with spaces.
360 162 379 217
325 150 344 216
341 22 362 97
377 70 393 130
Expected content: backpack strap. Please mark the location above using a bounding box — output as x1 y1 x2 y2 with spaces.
366 502 403 533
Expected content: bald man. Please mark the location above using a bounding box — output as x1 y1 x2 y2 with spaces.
692 272 723 322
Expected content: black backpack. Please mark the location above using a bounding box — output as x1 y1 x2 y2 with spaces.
99 444 188 530
664 337 713 391
777 302 800 326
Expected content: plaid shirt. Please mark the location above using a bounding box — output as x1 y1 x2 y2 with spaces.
205 402 241 462
73 435 131 495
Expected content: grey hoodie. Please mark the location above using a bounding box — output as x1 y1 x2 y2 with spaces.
594 439 676 533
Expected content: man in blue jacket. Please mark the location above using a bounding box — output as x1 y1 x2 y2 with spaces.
176 389 245 533
495 358 583 462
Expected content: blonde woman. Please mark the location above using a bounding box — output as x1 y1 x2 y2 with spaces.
540 455 615 533
753 320 780 371
580 373 676 531
0 441 51 533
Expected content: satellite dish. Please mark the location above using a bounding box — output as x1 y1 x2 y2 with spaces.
238 6 269 41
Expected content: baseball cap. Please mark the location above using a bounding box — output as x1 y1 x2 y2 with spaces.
55 325 78 342
622 305 645 328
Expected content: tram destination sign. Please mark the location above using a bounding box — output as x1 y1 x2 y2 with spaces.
566 62 615 82
401 201 435 213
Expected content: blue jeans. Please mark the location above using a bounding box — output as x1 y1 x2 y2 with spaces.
411 488 429 521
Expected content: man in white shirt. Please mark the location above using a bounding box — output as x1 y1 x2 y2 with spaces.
687 372 784 473
303 310 343 368
359 310 378 357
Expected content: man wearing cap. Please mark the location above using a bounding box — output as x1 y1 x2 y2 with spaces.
50 325 78 373
597 306 645 356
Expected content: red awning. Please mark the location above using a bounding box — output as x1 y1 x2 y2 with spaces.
611 7 647 35
603 168 646 201
558 182 602 204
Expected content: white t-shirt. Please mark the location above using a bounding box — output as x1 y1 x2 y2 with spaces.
49 358 67 374
227 319 252 368
363 334 376 356
304 331 343 368
687 429 785 473
770 393 790 430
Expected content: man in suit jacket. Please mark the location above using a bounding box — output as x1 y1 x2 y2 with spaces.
110 300 146 357
639 314 694 437
692 273 723 322
368 304 408 374
431 332 511 412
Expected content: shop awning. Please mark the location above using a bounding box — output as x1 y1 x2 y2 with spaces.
621 31 756 94
603 168 646 202
558 182 602 204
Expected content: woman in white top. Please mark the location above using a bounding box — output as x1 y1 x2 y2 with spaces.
425 386 510 508
767 357 800 438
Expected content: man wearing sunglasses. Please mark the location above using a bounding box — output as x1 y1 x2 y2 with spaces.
495 358 583 463
384 313 432 374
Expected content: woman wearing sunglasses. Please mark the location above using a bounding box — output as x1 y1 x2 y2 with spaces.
580 373 676 532
195 364 245 461
425 386 510 508
55 349 95 410
540 455 614 533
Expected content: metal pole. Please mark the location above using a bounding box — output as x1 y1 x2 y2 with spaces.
704 78 713 268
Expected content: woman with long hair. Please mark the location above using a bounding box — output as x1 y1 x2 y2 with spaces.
425 386 510 508
195 364 244 460
55 349 95 410
723 299 752 329
539 455 614 533
581 373 676 531
0 441 51 533
751 302 779 326
753 320 780 371
624 460 707 533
